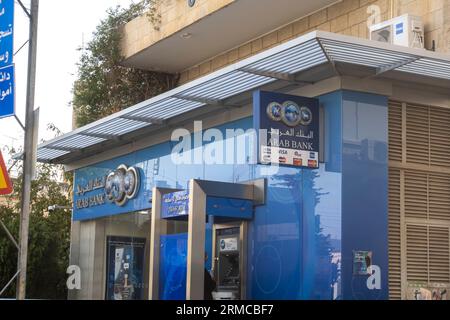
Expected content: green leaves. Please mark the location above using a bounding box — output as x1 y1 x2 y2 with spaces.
73 0 176 128
1 1 175 299
0 162 71 299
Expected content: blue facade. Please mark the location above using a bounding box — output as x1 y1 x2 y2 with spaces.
159 233 188 300
341 91 389 300
73 90 389 300
301 91 342 300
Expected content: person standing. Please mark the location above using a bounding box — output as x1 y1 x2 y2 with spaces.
204 252 216 300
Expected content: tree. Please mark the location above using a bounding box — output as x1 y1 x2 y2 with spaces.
1 0 173 300
0 156 71 299
73 0 176 127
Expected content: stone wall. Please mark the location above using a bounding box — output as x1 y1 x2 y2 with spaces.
121 0 235 60
176 0 448 84
121 0 449 84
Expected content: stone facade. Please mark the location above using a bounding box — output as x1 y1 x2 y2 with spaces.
121 0 450 84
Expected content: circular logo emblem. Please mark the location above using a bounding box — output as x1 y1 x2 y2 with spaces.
124 166 139 198
299 106 313 126
266 102 283 122
281 101 302 127
105 169 126 205
220 240 226 250
105 165 140 207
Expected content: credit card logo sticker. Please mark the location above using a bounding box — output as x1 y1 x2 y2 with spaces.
293 158 303 166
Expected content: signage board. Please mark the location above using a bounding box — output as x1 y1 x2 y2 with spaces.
0 64 14 118
253 90 319 168
0 150 12 195
73 164 146 221
0 0 14 68
161 190 189 219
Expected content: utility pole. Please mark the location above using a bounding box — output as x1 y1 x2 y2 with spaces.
16 0 40 300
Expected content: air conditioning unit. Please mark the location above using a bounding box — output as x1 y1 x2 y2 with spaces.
370 14 424 49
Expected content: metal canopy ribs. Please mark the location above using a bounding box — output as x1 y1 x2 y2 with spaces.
36 31 450 164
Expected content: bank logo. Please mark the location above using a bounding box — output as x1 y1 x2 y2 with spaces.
266 102 283 122
267 101 313 127
282 101 302 127
105 165 140 206
299 106 313 126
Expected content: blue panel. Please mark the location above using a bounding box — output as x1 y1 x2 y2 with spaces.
248 166 303 300
159 233 188 300
161 190 253 220
320 91 342 173
206 197 253 219
341 91 389 300
302 91 343 300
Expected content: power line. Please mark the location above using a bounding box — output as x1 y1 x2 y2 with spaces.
15 0 30 18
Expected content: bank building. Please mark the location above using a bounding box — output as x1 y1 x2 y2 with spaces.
36 0 450 300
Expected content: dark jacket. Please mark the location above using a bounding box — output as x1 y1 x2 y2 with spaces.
204 269 216 300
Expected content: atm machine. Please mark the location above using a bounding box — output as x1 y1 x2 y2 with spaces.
153 179 265 301
212 222 247 300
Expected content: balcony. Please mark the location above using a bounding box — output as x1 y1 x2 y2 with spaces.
121 0 341 73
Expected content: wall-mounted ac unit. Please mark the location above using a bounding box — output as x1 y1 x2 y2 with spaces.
370 14 424 49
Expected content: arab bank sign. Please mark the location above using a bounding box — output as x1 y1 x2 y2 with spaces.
73 164 144 221
254 91 320 169
0 0 14 119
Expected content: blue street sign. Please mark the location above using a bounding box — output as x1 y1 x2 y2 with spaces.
0 64 14 118
0 0 14 68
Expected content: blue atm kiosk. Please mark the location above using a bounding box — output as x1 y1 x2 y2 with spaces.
150 179 266 300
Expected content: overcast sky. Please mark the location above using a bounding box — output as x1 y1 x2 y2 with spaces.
0 0 134 163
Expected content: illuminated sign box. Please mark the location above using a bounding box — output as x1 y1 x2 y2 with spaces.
253 90 320 169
